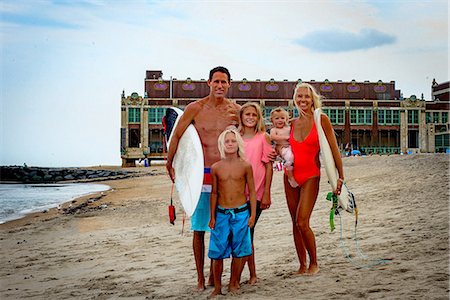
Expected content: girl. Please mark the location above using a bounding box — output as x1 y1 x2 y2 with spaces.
284 83 344 275
237 102 273 284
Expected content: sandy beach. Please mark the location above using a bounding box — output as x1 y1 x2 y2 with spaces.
1 154 448 299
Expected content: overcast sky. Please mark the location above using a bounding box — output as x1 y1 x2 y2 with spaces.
1 0 448 167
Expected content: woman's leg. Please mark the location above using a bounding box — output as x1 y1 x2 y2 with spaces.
283 175 307 273
296 177 320 274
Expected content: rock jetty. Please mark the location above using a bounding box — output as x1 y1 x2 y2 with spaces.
0 166 132 183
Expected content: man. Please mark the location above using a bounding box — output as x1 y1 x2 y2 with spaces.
166 66 240 290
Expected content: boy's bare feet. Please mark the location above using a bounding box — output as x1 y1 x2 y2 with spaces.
195 279 206 291
208 275 215 287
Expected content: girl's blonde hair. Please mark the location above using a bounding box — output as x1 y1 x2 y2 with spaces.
238 102 265 133
293 82 322 116
217 129 246 160
270 107 290 126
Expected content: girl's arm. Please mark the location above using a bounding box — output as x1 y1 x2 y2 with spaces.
245 163 257 228
321 114 344 194
261 133 274 209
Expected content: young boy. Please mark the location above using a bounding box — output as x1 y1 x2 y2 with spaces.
270 107 297 187
208 129 257 298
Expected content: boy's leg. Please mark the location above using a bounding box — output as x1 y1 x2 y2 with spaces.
229 257 242 293
210 259 223 298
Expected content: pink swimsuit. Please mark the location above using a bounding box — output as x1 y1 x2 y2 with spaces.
243 132 272 201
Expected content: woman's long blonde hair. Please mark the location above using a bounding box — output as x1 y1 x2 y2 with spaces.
238 102 266 133
217 129 246 160
293 82 322 116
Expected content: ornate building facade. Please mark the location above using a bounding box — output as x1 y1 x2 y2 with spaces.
120 70 449 166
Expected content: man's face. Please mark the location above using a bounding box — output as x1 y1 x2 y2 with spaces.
208 71 230 99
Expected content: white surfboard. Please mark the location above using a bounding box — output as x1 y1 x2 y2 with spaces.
314 108 355 213
164 107 204 217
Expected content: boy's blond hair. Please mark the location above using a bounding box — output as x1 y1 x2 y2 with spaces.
270 107 290 126
238 102 266 133
217 129 246 160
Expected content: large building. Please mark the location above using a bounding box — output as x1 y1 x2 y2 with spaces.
120 70 449 166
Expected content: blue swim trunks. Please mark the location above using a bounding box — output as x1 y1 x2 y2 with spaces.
208 203 252 260
191 168 212 232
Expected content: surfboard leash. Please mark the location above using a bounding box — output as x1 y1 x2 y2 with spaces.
326 192 390 269
337 212 391 269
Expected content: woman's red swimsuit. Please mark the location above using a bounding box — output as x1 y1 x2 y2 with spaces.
290 122 321 186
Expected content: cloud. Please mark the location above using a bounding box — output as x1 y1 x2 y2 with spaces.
1 11 80 29
294 28 396 52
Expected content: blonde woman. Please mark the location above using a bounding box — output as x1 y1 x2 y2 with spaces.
285 83 344 275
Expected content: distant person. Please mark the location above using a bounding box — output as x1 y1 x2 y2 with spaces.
237 102 273 284
166 66 240 290
270 107 297 187
208 129 257 298
284 83 344 275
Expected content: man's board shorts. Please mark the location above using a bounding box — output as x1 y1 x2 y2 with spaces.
191 168 212 232
208 203 252 260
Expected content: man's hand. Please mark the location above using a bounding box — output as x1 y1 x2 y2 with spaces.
209 218 216 230
166 161 175 183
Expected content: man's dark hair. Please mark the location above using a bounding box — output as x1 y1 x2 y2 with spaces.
209 66 230 82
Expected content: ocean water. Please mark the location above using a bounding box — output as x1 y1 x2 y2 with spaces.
0 183 110 224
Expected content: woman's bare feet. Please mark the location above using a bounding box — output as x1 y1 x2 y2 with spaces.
228 284 241 295
307 264 319 275
247 276 258 285
208 288 222 298
296 265 307 275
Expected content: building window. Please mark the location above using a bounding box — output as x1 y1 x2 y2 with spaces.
392 110 400 124
129 128 140 147
350 109 372 125
435 134 449 152
322 108 344 125
408 110 418 124
264 107 272 122
378 109 400 125
337 109 345 124
148 107 167 124
128 108 141 123
433 112 440 123
426 112 432 123
442 112 448 123
378 110 385 124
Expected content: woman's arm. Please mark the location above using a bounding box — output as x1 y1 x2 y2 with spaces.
321 114 344 194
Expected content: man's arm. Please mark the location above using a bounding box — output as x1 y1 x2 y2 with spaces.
166 103 200 182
